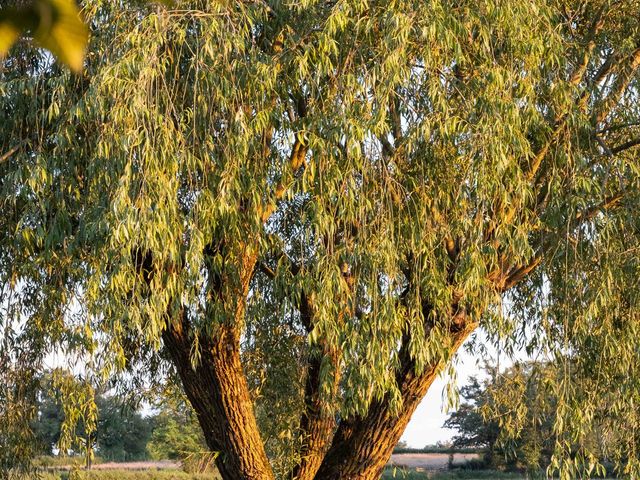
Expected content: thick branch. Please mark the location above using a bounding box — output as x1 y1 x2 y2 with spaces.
293 339 340 480
163 319 275 480
313 318 476 480
500 190 626 291
0 145 20 164
611 137 640 154
568 5 606 86
134 242 271 480
574 190 625 223
260 135 309 223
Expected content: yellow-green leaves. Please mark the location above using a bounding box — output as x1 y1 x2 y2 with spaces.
0 0 88 72
0 12 22 56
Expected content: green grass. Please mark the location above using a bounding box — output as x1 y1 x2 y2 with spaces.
382 466 525 479
36 468 519 480
33 471 220 480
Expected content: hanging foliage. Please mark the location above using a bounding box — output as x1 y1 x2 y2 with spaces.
2 0 640 478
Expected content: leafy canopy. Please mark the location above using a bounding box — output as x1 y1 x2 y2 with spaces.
2 0 640 477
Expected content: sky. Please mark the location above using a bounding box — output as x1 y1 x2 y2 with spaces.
399 342 480 447
400 335 514 447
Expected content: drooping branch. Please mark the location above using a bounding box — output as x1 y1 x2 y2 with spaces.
592 46 640 126
611 137 640 154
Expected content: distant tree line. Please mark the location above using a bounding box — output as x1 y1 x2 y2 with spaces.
444 362 617 477
32 371 207 467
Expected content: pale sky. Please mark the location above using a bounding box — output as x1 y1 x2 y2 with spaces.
400 335 513 447
400 343 480 447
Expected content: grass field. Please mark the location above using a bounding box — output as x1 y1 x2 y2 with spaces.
36 469 519 480
30 454 525 480
39 471 220 480
381 467 525 479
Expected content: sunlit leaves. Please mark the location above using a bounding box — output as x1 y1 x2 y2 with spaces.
0 0 88 71
2 0 640 476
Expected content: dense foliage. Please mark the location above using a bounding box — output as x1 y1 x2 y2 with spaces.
3 0 640 478
29 372 151 462
446 364 560 474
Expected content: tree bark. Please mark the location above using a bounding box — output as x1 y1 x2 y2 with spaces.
313 323 476 480
292 346 340 480
287 288 342 480
162 320 275 480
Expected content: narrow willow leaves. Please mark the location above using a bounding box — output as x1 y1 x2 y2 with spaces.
2 0 640 477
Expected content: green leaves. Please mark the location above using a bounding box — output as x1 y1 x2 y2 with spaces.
3 0 640 475
0 0 88 71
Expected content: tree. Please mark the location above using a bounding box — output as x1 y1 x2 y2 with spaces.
32 376 64 456
94 395 152 462
147 397 210 471
445 364 558 472
2 0 640 479
448 361 627 476
444 376 499 465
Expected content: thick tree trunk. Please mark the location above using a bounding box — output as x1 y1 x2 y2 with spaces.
313 324 476 480
291 289 342 480
163 321 275 480
292 347 340 480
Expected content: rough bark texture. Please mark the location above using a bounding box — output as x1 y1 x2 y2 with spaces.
288 289 341 480
163 321 275 480
313 323 476 480
292 346 340 480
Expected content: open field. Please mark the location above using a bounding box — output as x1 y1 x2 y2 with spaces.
34 454 522 480
36 468 523 480
40 453 477 472
38 472 219 480
32 454 619 480
390 453 481 470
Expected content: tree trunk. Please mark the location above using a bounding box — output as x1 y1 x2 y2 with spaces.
290 289 342 480
292 347 340 480
313 324 475 480
162 320 275 480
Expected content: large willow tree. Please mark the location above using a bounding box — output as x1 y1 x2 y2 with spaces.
2 0 640 478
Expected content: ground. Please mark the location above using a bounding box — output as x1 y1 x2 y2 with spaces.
37 454 528 479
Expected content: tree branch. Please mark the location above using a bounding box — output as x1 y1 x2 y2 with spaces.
611 137 640 154
259 134 309 223
574 190 625 223
593 46 640 126
501 190 627 292
568 4 607 86
0 145 20 164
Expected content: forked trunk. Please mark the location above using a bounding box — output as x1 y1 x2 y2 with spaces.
165 303 474 480
313 325 476 480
